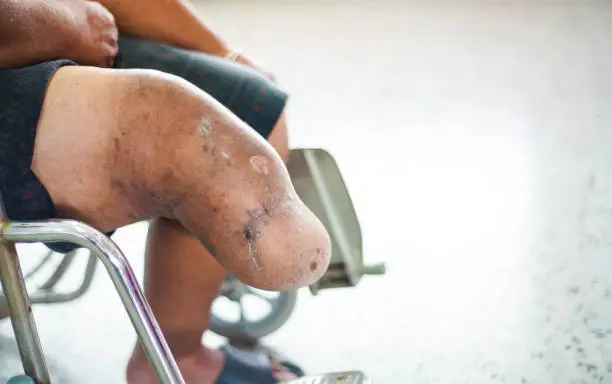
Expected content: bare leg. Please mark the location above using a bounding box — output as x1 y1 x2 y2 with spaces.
125 116 294 383
32 67 323 381
32 67 330 292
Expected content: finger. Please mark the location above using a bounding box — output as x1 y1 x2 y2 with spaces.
103 39 119 57
106 54 115 68
101 23 119 47
90 1 117 25
99 42 118 68
106 25 119 43
103 38 119 57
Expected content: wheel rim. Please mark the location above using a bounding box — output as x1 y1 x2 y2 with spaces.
0 245 60 319
209 275 298 340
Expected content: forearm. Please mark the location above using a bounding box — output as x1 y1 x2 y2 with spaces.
97 0 230 56
0 0 70 69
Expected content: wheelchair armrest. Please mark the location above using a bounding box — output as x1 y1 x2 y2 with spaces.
0 219 185 384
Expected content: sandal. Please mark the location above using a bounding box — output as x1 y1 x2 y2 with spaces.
215 344 304 384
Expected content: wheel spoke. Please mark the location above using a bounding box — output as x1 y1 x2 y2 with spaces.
237 298 247 328
219 281 232 296
209 289 298 340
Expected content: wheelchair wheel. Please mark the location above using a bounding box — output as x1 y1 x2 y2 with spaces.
209 275 298 340
7 376 36 384
0 245 97 321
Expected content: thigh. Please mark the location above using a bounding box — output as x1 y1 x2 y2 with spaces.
31 65 146 232
116 37 287 140
0 60 75 223
0 62 131 252
34 65 330 290
16 63 328 289
32 64 288 234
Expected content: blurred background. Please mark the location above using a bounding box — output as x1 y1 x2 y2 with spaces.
4 0 612 382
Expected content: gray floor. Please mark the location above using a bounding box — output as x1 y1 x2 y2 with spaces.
3 0 612 383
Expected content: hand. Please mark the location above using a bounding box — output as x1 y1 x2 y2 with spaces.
58 0 119 67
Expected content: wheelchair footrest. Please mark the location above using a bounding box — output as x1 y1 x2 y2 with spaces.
287 148 386 295
283 371 371 384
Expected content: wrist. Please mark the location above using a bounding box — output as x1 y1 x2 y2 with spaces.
214 46 232 57
203 44 243 63
0 0 73 66
200 41 240 61
37 1 80 59
193 38 230 57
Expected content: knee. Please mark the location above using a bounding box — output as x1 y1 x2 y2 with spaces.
109 69 244 212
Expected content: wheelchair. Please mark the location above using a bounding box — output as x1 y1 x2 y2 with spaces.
0 148 385 383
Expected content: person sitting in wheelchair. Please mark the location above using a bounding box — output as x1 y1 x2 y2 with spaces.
0 0 332 382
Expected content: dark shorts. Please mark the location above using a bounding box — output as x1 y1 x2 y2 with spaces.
0 37 288 251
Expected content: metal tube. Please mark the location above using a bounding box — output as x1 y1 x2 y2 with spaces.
0 252 100 307
0 197 51 383
1 220 184 384
30 252 97 304
37 252 99 301
23 251 54 281
39 251 77 290
0 243 51 384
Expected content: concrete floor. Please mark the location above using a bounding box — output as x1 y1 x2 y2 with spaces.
3 0 612 382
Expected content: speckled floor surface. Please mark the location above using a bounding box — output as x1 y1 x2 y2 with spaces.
3 0 612 383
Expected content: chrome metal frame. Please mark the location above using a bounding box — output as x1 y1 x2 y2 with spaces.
0 193 184 383
0 251 98 309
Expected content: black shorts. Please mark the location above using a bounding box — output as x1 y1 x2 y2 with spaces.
0 37 288 251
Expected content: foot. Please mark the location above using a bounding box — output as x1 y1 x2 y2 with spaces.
126 345 297 384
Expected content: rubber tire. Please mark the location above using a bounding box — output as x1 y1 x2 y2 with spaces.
7 375 36 384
